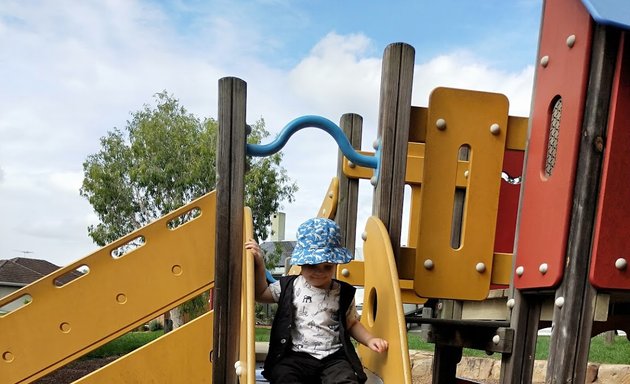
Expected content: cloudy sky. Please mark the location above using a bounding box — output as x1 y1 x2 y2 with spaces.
0 0 542 267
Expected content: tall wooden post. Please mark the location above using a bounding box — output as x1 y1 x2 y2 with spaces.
372 42 415 262
546 24 618 383
213 77 247 384
336 113 362 252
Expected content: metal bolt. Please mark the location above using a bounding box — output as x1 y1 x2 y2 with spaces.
476 262 486 273
424 259 434 270
328 192 333 198
615 258 628 270
436 118 447 130
490 123 501 135
540 55 549 67
464 170 469 179
492 335 501 345
361 231 368 241
507 299 515 309
372 138 380 150
539 263 548 274
341 268 350 277
348 161 355 168
566 34 576 48
516 266 524 276
370 176 378 186
555 297 565 308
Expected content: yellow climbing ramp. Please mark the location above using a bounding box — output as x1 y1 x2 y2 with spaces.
0 191 217 383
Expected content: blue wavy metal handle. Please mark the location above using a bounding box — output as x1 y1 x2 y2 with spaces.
246 115 381 180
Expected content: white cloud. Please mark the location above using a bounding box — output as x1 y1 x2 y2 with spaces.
0 2 536 266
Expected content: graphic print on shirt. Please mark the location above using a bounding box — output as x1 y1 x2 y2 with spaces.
291 276 343 359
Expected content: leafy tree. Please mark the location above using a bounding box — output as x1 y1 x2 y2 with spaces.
80 91 297 245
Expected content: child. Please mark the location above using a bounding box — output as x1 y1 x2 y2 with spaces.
246 217 388 384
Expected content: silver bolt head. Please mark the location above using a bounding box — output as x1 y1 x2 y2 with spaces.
372 138 380 150
341 268 350 277
436 118 447 130
424 259 434 270
555 297 565 308
476 262 486 273
539 263 548 274
540 55 550 67
370 176 378 186
507 299 515 309
615 258 628 270
348 161 356 168
566 34 576 48
361 231 368 241
516 266 524 276
490 123 501 135
492 335 501 345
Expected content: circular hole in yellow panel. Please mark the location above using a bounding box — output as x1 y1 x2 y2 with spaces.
59 322 71 333
367 287 378 327
172 265 183 276
2 351 14 362
116 293 127 304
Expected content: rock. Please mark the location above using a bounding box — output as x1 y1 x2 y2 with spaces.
595 364 630 384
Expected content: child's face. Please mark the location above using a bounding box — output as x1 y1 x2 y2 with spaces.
301 263 336 289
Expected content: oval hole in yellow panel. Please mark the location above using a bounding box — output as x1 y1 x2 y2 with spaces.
54 265 89 287
0 294 32 316
110 236 146 259
451 144 470 249
543 96 562 179
167 207 201 230
367 287 378 327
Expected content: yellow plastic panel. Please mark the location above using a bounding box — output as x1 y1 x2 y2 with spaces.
336 260 365 285
414 88 508 300
342 144 426 185
239 207 256 384
0 192 216 384
358 217 412 383
317 177 339 219
76 312 214 383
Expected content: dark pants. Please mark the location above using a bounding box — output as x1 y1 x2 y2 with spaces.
269 349 360 384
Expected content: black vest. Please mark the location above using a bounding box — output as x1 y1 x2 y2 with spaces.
262 275 368 383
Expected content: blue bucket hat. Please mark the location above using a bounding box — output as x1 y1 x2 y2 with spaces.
290 218 353 265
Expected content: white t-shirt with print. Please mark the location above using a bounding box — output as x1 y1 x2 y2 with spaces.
269 275 359 360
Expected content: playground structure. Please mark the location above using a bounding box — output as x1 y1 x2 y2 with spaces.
1 0 630 383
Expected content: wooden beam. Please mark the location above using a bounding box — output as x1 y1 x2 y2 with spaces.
336 113 362 254
214 77 247 384
372 42 415 262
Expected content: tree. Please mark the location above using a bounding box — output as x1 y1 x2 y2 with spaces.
80 91 297 245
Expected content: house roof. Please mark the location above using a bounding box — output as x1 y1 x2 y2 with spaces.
0 257 61 286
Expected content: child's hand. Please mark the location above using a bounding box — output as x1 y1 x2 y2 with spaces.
245 239 263 265
366 337 389 353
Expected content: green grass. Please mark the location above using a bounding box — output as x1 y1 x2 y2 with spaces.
83 328 630 366
84 330 163 359
255 328 629 364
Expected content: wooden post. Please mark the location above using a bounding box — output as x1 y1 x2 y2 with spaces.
500 291 542 383
213 77 247 384
546 24 618 383
432 345 462 384
372 42 414 262
336 113 362 252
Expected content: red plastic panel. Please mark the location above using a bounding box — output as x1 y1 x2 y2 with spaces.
514 0 593 289
491 150 524 290
494 150 524 254
590 34 630 290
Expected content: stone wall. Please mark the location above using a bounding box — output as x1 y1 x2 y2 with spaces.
409 350 630 384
